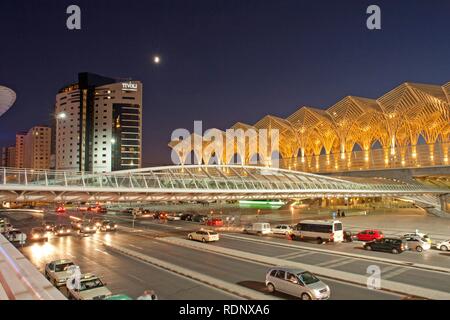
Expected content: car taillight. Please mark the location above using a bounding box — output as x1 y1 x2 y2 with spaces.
330 233 334 240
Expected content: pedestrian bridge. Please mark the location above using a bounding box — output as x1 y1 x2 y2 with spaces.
0 165 447 205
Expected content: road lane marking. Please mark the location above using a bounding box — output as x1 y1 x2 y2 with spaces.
317 257 350 267
128 244 143 250
383 267 409 280
95 248 109 255
276 251 315 260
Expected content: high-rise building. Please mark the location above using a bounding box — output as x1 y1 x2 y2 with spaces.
23 126 52 169
1 146 16 167
55 72 142 173
15 132 26 168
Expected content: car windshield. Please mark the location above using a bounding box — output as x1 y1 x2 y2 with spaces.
79 278 104 291
298 271 320 285
55 262 74 272
32 228 44 233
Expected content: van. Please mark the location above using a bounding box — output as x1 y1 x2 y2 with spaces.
243 223 272 235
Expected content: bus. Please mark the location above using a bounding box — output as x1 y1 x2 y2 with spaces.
290 220 344 243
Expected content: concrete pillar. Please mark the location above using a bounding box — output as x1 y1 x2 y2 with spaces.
440 194 449 213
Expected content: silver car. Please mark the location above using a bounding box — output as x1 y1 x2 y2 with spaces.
265 267 330 300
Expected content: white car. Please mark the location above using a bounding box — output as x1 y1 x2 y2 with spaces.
272 224 293 235
403 232 432 244
4 229 27 243
403 236 431 252
436 240 450 251
167 213 181 221
44 259 76 287
67 274 112 300
188 230 219 243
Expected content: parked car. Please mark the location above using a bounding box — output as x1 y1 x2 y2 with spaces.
436 240 449 251
44 259 75 287
265 267 330 300
403 236 431 252
363 237 408 254
192 214 208 223
30 227 49 242
188 230 220 243
206 218 224 227
272 224 293 235
356 229 384 242
54 225 72 236
99 221 117 232
67 274 112 300
243 223 272 235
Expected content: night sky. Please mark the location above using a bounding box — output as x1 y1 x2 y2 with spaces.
1 0 449 166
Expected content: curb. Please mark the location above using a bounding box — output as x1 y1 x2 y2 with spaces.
102 242 279 300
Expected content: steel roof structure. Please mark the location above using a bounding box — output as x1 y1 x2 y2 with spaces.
0 165 447 203
169 81 450 169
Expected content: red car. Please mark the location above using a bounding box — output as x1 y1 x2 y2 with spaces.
206 218 224 227
55 206 66 214
356 229 384 242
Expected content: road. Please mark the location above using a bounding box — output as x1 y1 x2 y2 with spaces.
3 210 450 300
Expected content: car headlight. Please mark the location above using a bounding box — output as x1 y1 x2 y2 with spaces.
33 234 39 239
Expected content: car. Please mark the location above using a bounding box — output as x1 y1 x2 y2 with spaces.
206 218 224 227
343 230 353 242
192 214 208 223
54 225 72 236
364 237 408 254
44 259 76 287
243 223 272 235
4 229 27 243
272 224 293 235
30 227 49 242
90 218 105 229
166 213 182 221
155 212 168 220
188 230 220 243
99 221 117 232
55 206 66 214
77 222 97 235
67 274 112 300
42 222 56 232
71 219 84 230
356 229 384 242
180 213 195 221
265 267 330 300
436 240 450 251
403 236 431 252
403 232 432 245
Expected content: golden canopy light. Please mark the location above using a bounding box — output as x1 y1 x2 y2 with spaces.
169 81 450 172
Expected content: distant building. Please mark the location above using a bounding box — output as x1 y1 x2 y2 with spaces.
15 132 26 168
55 72 142 173
23 126 52 169
1 146 16 167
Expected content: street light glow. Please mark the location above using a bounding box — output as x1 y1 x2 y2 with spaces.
57 112 67 119
153 55 161 64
